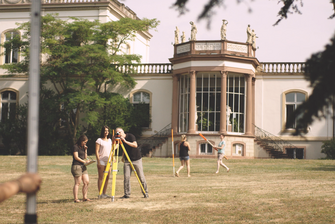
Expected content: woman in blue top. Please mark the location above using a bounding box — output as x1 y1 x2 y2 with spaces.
214 134 230 173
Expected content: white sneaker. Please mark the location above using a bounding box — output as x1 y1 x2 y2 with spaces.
104 194 112 198
99 194 107 199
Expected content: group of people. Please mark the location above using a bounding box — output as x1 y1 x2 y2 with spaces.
71 126 149 203
175 134 230 178
71 126 230 202
0 130 229 204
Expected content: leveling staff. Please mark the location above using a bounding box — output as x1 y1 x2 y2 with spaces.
115 127 149 198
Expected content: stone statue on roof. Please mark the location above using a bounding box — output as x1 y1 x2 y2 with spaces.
174 26 179 44
190 21 197 41
221 19 228 40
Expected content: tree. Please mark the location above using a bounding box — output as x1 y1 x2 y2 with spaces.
1 14 159 144
321 138 335 159
286 34 335 136
172 0 335 26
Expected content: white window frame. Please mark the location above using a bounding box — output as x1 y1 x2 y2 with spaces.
282 90 307 132
0 90 18 121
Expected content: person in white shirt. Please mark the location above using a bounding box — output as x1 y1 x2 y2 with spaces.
95 125 112 198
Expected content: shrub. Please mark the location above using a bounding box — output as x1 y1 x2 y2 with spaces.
321 138 335 159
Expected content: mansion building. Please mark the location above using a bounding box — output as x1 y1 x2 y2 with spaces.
0 0 333 159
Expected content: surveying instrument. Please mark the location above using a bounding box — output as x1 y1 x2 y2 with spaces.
98 131 147 202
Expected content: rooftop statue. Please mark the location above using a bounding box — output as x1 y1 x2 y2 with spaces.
246 24 252 44
181 31 186 43
251 29 258 50
190 21 197 41
174 26 179 44
221 19 228 40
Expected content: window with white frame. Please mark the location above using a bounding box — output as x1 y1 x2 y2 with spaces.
227 74 245 133
179 74 190 133
233 143 244 156
196 72 221 131
199 142 213 155
0 91 17 122
285 92 306 129
4 31 19 64
132 91 150 128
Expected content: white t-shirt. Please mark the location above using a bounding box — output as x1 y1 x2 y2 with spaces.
96 138 112 163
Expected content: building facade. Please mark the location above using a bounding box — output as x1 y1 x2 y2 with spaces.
0 0 333 159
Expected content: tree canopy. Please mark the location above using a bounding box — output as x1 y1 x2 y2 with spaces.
0 14 158 153
172 0 335 26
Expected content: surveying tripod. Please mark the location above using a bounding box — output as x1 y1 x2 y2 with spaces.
98 135 146 202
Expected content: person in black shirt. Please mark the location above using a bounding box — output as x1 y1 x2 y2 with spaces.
71 134 91 203
175 135 191 177
115 127 148 198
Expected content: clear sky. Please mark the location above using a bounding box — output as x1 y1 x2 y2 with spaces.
123 0 335 63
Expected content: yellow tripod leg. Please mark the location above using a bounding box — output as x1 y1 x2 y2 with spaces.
98 143 115 198
111 142 119 202
120 142 146 196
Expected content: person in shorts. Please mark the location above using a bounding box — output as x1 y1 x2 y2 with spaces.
95 125 112 198
214 134 230 173
175 135 191 177
71 134 91 203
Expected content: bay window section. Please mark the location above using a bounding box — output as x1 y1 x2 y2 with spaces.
226 74 245 133
178 74 190 133
196 72 221 132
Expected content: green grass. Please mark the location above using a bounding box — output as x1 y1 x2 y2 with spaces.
1 156 335 223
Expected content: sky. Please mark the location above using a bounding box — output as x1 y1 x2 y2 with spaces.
122 0 335 63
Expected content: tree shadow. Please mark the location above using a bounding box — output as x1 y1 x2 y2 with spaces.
305 164 335 172
37 199 73 204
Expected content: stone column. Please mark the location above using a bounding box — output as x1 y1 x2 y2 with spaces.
245 74 252 135
252 77 256 135
171 75 179 134
220 71 227 134
188 71 196 134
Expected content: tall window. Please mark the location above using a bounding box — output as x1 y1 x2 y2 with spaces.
227 74 245 133
4 31 19 64
0 91 17 122
132 91 150 128
196 72 221 131
179 75 190 133
285 92 306 129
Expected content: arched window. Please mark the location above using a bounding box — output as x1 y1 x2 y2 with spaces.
3 31 19 64
283 91 307 130
0 90 17 121
132 91 151 128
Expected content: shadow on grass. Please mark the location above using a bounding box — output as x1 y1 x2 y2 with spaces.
37 199 74 204
305 165 335 172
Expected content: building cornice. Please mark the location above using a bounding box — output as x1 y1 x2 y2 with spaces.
0 0 153 39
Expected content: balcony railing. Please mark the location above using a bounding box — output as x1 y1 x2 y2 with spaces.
116 63 173 74
260 62 305 73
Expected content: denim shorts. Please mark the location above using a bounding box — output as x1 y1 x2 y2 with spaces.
179 156 190 161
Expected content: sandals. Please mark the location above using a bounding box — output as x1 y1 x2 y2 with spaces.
175 172 179 177
74 199 81 203
83 198 91 202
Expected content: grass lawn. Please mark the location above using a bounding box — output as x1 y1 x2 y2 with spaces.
1 156 335 223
